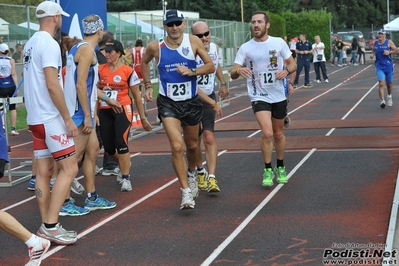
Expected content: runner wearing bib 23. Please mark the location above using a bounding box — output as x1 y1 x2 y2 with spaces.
141 10 215 210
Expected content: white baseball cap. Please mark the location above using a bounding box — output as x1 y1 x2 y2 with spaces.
36 1 70 18
0 43 9 53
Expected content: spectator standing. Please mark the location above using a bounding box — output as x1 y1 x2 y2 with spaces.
294 33 312 88
12 44 23 63
335 37 344 66
312 35 329 83
289 36 298 62
0 43 19 135
342 45 348 66
351 36 359 66
358 37 366 64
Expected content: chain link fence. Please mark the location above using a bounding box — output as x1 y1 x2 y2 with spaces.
0 4 251 69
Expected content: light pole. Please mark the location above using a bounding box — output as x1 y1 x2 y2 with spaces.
240 0 244 22
162 0 167 36
387 0 390 23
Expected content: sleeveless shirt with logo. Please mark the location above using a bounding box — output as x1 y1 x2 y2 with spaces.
158 34 197 101
374 39 393 71
196 42 219 96
64 41 98 125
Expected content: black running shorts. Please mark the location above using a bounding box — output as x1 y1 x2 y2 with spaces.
157 94 203 126
251 100 287 119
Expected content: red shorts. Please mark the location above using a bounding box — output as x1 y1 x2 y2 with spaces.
29 115 76 161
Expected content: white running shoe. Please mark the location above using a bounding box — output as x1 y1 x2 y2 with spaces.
284 116 291 128
121 179 132 191
180 188 195 210
188 171 199 198
325 79 329 83
380 99 386 108
36 223 77 245
102 167 120 176
116 172 122 184
70 178 85 195
10 130 19 135
25 236 51 266
387 96 393 107
316 79 321 83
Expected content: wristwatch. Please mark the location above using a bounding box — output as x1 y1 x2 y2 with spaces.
190 68 197 75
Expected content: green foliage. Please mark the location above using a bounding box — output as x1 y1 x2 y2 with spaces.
268 12 286 39
283 9 332 59
254 0 289 15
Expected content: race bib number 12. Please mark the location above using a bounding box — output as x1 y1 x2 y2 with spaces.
258 71 277 88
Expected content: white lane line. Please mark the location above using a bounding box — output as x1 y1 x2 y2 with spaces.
0 153 142 211
201 148 317 266
43 150 229 259
384 169 399 266
202 67 378 265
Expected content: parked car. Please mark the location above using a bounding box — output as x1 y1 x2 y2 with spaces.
349 30 364 39
336 32 358 55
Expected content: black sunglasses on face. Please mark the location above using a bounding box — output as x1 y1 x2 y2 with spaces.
194 31 210 38
166 21 183 27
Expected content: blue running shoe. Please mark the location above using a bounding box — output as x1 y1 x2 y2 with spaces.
27 177 36 191
59 200 90 216
84 195 116 211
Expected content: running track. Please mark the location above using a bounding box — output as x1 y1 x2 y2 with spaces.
1 63 398 266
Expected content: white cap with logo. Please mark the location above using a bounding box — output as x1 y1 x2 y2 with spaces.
36 1 70 18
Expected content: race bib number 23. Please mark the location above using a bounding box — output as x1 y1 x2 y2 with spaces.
167 82 192 101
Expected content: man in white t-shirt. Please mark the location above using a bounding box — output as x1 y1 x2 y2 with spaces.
230 11 297 187
312 35 329 83
23 1 78 245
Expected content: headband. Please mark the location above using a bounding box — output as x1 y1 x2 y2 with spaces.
82 16 104 35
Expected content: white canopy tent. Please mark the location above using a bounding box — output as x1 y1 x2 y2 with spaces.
127 18 164 38
384 17 399 31
0 18 9 36
18 21 40 31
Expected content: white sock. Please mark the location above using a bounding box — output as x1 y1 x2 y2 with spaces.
388 94 392 98
183 187 191 193
25 234 39 247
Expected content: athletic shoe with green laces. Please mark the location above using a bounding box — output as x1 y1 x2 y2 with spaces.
59 200 90 216
85 195 116 211
196 168 209 191
262 168 274 187
275 166 288 184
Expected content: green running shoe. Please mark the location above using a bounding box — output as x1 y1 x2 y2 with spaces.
275 166 288 184
262 168 274 187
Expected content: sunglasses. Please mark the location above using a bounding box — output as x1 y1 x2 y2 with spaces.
194 31 210 38
166 21 183 27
